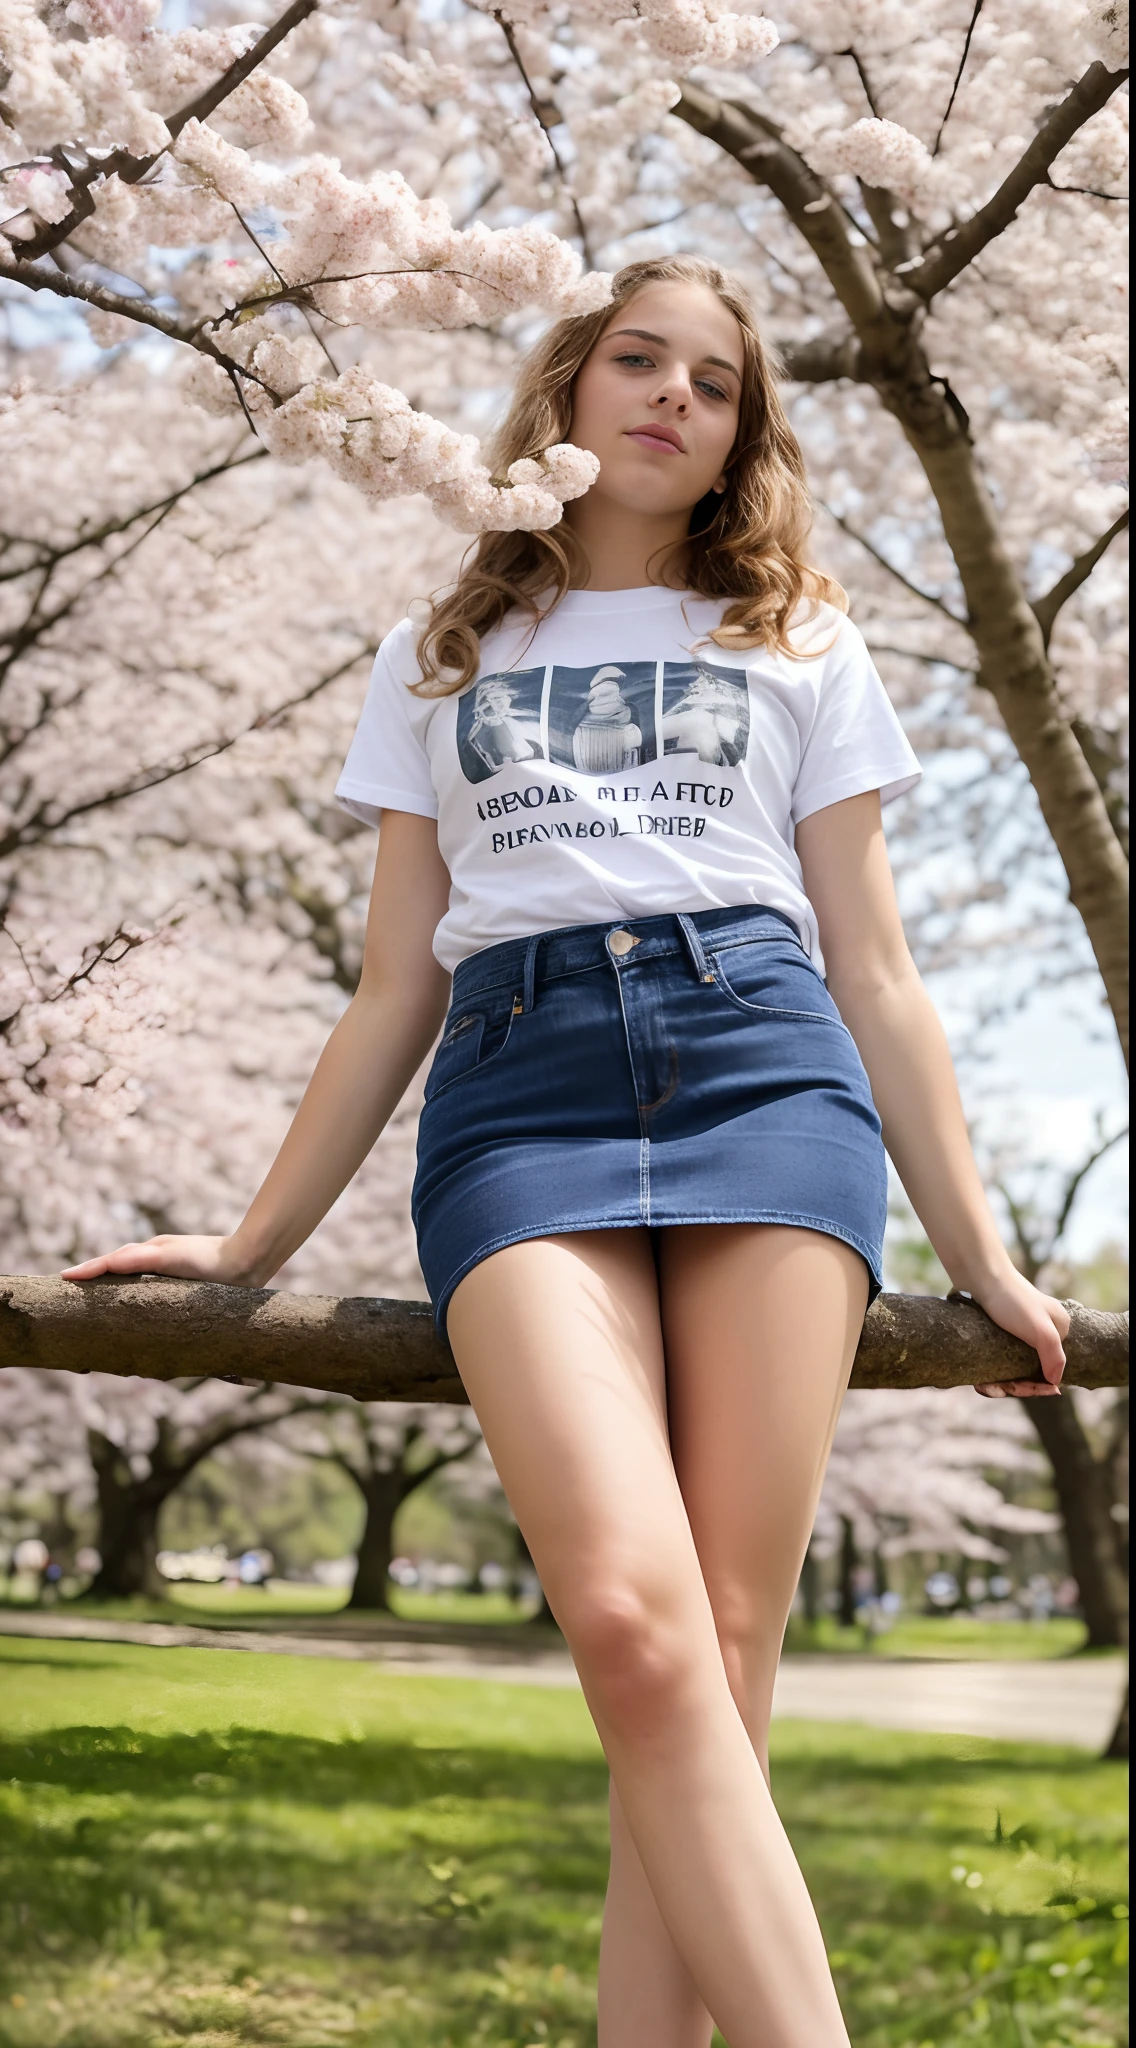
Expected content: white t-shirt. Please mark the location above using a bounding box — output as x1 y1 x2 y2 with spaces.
335 585 921 974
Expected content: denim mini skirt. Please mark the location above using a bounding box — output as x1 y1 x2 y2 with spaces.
412 904 887 1335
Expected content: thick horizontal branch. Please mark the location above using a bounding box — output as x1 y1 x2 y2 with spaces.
0 256 269 395
0 1276 1127 1398
774 331 864 384
904 61 1129 302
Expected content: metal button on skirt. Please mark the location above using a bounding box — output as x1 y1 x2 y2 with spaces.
412 904 888 1336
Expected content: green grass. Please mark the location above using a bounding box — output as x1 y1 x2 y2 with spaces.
4 1581 1108 1658
0 1638 1127 2047
2 1583 539 1631
779 1613 1105 1662
163 1585 531 1629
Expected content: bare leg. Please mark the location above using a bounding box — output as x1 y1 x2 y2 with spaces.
597 1223 867 2046
446 1228 854 2048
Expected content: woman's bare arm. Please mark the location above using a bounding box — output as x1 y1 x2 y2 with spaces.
63 811 452 1288
796 790 1068 1397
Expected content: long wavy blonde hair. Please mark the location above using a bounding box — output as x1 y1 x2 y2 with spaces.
414 254 844 694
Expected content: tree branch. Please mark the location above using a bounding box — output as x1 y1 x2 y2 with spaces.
1031 508 1129 647
490 11 596 268
673 86 893 347
688 71 1129 1062
774 331 864 384
0 256 274 396
815 501 967 622
398 1435 481 1503
0 645 370 858
1069 715 1129 861
1050 1123 1129 1252
169 1392 331 1481
904 61 1129 301
0 1275 1127 1393
932 0 985 156
0 447 265 584
12 0 322 262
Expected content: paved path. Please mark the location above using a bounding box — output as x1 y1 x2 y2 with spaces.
0 1611 1125 1749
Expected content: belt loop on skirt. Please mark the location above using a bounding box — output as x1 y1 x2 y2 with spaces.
518 933 542 1014
676 912 715 985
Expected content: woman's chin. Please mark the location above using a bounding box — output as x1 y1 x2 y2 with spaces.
577 478 698 521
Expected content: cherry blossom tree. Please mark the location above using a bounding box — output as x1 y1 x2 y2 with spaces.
1 0 1125 1055
277 1398 486 1608
3 0 1126 1267
0 1364 335 1597
0 0 1127 1752
989 1129 1129 1657
815 1382 1061 1624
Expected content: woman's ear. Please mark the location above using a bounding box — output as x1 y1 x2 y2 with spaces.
712 476 727 494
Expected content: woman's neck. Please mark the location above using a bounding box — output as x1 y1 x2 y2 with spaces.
562 495 691 591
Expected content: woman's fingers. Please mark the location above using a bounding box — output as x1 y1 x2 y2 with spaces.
1032 1296 1069 1386
60 1236 231 1283
970 1281 1072 1399
61 1242 166 1280
975 1378 1061 1399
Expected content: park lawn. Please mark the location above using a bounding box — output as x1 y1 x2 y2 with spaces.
0 1638 1126 2048
2 1583 1104 1659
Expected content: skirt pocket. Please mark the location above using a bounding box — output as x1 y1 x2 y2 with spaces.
711 937 847 1028
424 990 518 1104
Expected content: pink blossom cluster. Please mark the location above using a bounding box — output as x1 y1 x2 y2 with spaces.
0 3 297 170
165 126 614 328
186 356 600 530
476 0 778 70
0 0 1126 1305
818 1385 1061 1563
804 116 936 207
0 924 182 1149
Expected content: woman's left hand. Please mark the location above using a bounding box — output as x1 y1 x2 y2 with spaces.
969 1268 1070 1399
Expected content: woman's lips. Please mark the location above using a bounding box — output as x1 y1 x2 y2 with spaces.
624 429 684 454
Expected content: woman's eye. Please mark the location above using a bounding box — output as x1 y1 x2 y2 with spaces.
696 379 729 401
613 352 654 368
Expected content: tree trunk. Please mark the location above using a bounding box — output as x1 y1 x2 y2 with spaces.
838 1516 858 1630
345 1469 406 1610
85 1430 168 1600
1103 1681 1128 1762
514 1522 554 1628
801 1544 821 1626
671 84 1130 1069
1026 1399 1129 1650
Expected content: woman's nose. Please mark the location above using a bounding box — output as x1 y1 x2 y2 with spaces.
650 374 692 415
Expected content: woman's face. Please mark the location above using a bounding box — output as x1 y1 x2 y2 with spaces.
566 280 744 520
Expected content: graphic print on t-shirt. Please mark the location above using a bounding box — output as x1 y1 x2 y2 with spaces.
456 666 545 783
661 659 750 768
548 662 658 776
334 595 924 971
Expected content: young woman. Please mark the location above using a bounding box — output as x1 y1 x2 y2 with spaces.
65 255 1069 2047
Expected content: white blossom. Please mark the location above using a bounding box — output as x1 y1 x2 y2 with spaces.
1085 0 1129 68
806 116 935 205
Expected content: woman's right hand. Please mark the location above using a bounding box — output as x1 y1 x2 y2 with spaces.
61 1235 267 1288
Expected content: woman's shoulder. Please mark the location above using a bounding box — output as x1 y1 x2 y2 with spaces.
377 611 429 678
783 597 861 662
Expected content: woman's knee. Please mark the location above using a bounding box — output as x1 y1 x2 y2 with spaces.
702 1579 786 1722
560 1581 702 1743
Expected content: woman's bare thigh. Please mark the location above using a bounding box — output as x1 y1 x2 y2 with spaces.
657 1223 868 1740
444 1230 702 1637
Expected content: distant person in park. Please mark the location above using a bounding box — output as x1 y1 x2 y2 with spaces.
65 256 1070 2048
